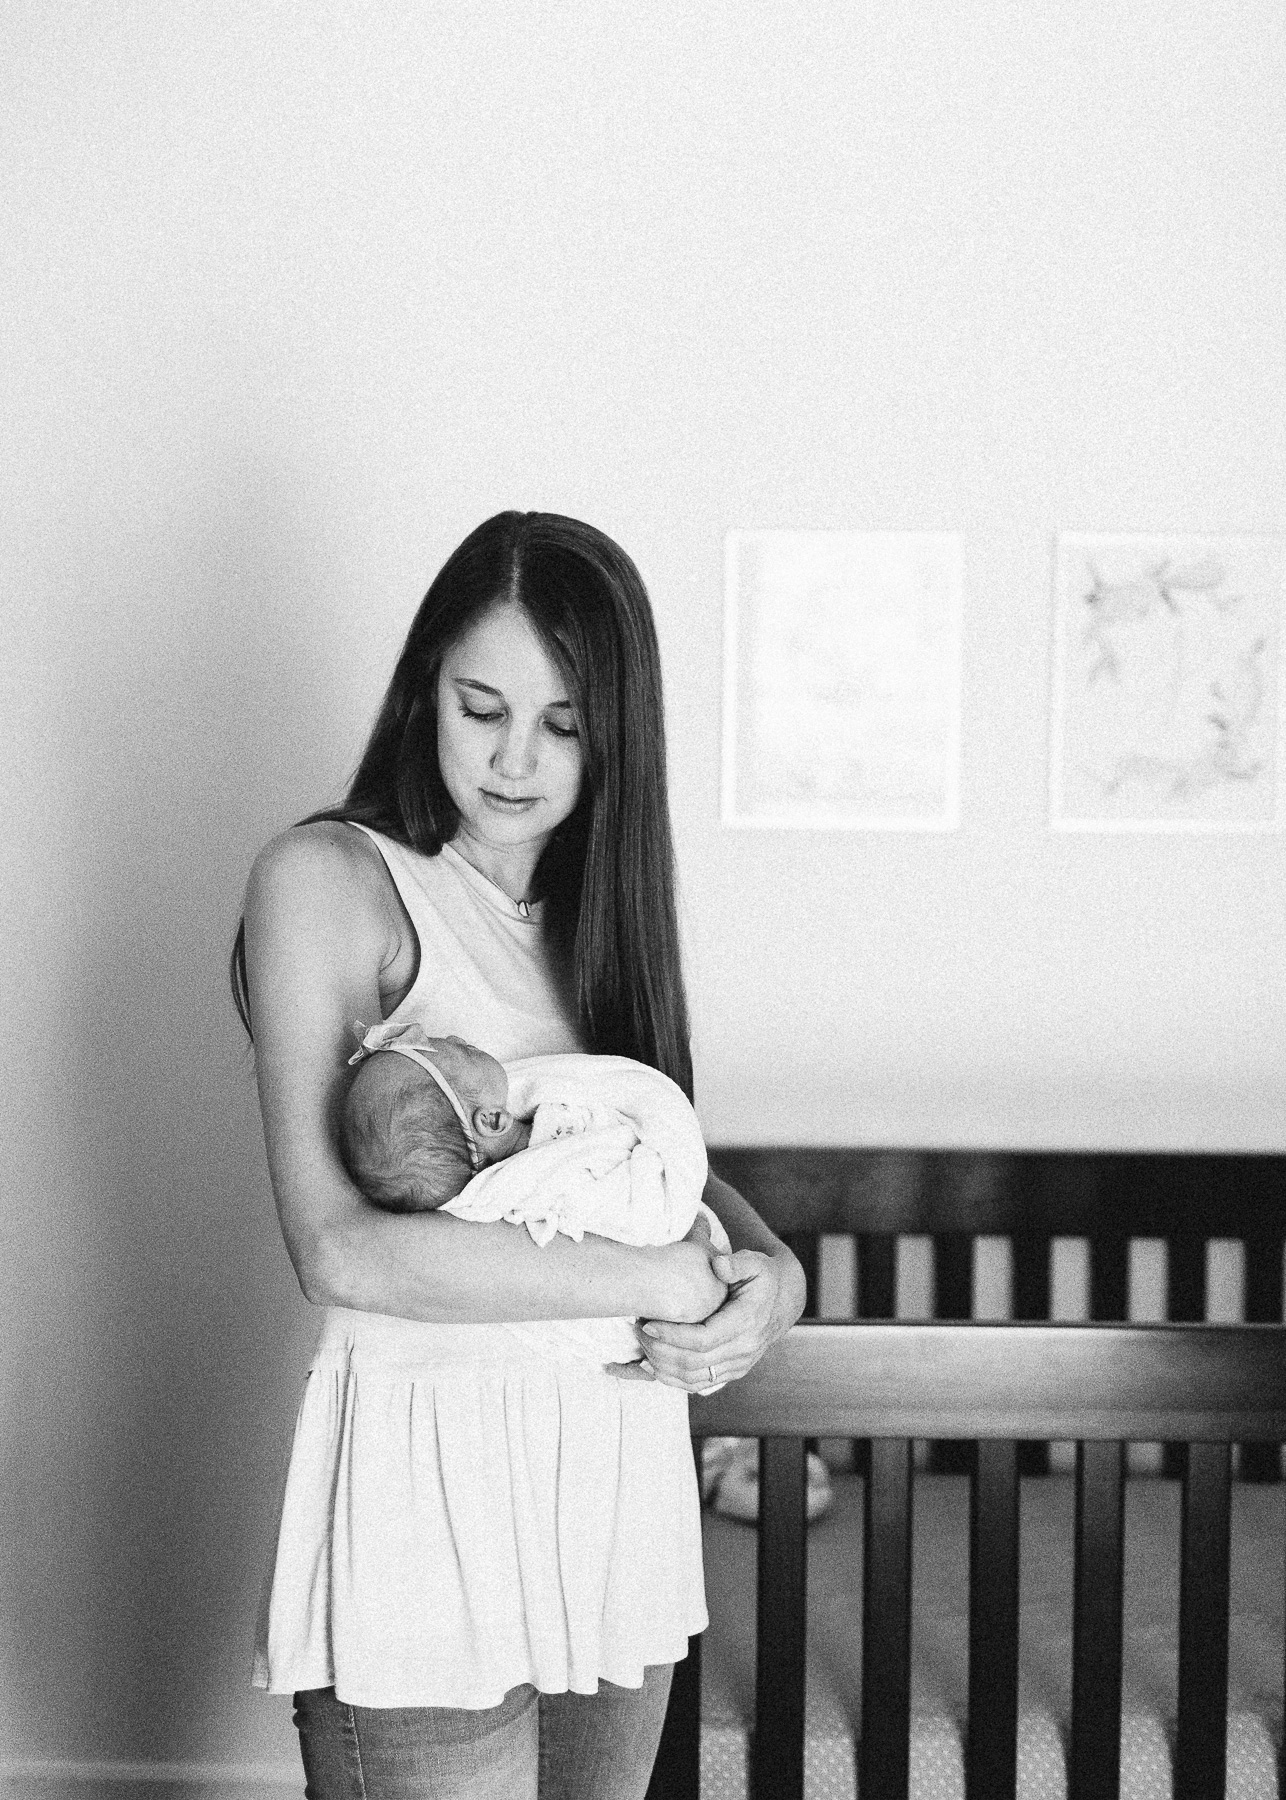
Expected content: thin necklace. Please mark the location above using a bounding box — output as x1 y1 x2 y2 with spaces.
448 837 537 912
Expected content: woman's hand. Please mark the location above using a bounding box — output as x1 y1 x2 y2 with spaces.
622 1239 806 1393
603 1215 728 1382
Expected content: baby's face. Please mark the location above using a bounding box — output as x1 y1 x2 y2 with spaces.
418 1036 529 1164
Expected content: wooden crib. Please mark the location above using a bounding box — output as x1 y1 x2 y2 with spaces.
646 1150 1286 1800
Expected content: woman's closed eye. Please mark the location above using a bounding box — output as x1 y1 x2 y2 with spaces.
459 703 577 739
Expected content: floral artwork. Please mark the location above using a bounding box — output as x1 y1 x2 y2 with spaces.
1050 533 1285 831
721 530 963 830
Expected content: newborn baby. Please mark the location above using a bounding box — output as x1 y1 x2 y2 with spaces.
339 1019 731 1378
341 1025 529 1212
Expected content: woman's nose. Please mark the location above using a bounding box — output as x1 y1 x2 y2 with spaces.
491 725 538 780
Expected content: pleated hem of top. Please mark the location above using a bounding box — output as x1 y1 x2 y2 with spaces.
252 1625 705 1711
252 1318 708 1709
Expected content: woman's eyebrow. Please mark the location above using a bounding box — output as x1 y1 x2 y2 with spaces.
453 677 573 709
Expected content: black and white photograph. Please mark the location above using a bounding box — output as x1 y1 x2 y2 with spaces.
3 5 1284 1798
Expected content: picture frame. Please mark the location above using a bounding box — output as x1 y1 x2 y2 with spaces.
1049 532 1286 832
721 529 964 831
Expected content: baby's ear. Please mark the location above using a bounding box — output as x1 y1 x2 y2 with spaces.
472 1106 513 1140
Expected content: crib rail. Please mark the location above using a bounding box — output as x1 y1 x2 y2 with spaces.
648 1319 1286 1800
690 1320 1286 1442
707 1149 1286 1242
709 1147 1286 1481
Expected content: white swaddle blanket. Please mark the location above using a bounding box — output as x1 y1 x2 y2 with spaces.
441 1053 731 1375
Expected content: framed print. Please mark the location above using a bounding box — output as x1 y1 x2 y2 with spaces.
722 530 964 830
1050 533 1286 831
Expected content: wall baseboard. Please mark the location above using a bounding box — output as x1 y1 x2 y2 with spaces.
0 1764 301 1800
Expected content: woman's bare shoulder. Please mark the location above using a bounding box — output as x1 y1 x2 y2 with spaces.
244 820 394 939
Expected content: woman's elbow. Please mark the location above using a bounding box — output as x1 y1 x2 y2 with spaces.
295 1256 338 1309
287 1220 356 1309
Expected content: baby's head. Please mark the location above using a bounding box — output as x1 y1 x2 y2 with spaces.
340 1030 529 1213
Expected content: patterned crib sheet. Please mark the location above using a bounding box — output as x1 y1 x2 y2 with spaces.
700 1471 1283 1800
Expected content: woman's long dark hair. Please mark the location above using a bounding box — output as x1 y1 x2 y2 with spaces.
230 510 694 1098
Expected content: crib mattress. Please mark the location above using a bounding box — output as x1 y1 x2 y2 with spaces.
700 1471 1283 1800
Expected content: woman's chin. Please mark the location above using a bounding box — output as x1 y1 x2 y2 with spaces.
455 806 558 852
485 817 546 844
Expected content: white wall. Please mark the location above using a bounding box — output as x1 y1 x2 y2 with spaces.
3 0 1283 1784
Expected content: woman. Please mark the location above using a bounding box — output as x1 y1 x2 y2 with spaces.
236 511 806 1799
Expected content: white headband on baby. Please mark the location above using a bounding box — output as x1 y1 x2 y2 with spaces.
348 1020 484 1174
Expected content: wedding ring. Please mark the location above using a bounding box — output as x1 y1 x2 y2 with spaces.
706 1364 716 1386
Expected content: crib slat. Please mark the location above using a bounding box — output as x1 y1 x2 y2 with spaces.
1013 1234 1052 1475
1013 1230 1051 1320
645 1630 700 1800
1174 1441 1231 1800
785 1233 822 1459
1069 1439 1124 1800
1090 1232 1129 1322
935 1232 973 1318
1167 1235 1207 1323
930 1236 974 1473
967 1440 1019 1799
1242 1229 1284 1480
861 1437 914 1800
853 1236 898 1473
858 1234 898 1318
649 1434 704 1800
1164 1237 1208 1479
1244 1228 1283 1323
754 1435 808 1800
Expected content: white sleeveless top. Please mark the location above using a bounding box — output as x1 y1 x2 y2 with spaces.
252 826 708 1708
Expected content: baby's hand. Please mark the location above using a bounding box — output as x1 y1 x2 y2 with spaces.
605 1355 657 1381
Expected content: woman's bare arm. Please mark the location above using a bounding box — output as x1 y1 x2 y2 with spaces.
699 1169 795 1265
243 823 726 1325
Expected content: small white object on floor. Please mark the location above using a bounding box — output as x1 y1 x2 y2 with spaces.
700 1436 834 1523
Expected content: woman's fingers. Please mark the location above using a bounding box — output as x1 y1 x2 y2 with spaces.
640 1251 773 1347
637 1313 743 1352
639 1342 756 1391
710 1248 762 1286
634 1265 779 1391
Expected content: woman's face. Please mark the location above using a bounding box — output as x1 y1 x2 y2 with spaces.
436 601 585 863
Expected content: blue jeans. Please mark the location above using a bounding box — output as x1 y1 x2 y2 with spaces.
293 1665 674 1800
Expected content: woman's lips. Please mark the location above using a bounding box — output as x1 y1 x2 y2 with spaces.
481 790 538 811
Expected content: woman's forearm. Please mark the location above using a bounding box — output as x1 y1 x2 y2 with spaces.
700 1168 786 1257
305 1201 669 1322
